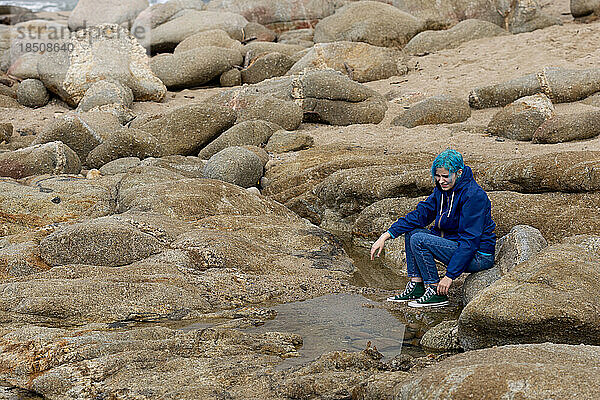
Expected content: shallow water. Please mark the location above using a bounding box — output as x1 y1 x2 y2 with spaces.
245 293 406 370
345 237 408 291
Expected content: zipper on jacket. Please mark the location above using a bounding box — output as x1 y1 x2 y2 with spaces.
438 193 444 237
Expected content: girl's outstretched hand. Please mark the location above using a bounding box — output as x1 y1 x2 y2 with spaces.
370 232 391 260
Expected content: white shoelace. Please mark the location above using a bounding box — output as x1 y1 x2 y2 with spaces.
419 286 436 302
402 281 417 295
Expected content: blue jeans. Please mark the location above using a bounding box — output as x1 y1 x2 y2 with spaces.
405 228 494 285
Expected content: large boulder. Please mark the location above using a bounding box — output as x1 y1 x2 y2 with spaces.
479 151 600 193
356 0 559 33
264 130 314 153
262 148 429 224
129 103 237 156
462 225 547 305
397 343 600 399
315 166 431 221
209 70 388 126
36 50 73 106
76 80 134 113
68 0 148 31
0 142 80 179
352 197 424 241
34 111 123 162
486 94 554 141
38 24 166 106
205 0 339 31
419 320 460 352
243 41 306 61
0 175 115 237
140 155 208 179
489 191 600 242
98 157 141 175
203 146 264 188
459 241 600 350
392 95 471 127
403 19 509 55
173 29 244 54
505 0 562 33
8 53 42 80
174 214 354 274
85 128 162 169
287 41 408 83
571 0 600 17
314 1 425 48
198 120 280 160
0 325 307 398
211 93 303 130
117 167 296 220
243 22 277 42
278 28 314 46
470 67 600 109
460 268 500 307
494 225 548 275
532 110 600 143
141 10 248 52
39 217 165 267
241 52 296 84
220 68 242 87
151 46 243 89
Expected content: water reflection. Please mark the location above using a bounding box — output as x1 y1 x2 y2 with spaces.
245 293 405 369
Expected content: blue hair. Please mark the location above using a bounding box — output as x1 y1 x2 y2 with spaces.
431 149 464 181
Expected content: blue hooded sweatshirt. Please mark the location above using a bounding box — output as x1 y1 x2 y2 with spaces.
387 166 496 279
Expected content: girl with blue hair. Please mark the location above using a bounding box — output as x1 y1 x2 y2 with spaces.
370 149 496 307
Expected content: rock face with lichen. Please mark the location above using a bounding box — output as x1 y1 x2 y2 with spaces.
0 142 81 179
479 151 600 193
38 23 166 106
470 67 600 109
532 110 600 143
314 1 426 48
392 95 471 128
0 167 354 328
458 239 600 350
0 175 115 237
205 0 339 31
288 41 408 83
68 0 149 31
486 94 554 141
462 225 547 306
397 343 600 399
404 19 510 55
209 70 388 126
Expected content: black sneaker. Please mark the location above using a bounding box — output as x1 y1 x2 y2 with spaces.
386 281 425 302
408 286 449 308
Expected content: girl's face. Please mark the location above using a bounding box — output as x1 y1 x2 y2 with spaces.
435 167 460 191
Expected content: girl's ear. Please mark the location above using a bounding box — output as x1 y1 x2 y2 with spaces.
457 168 463 177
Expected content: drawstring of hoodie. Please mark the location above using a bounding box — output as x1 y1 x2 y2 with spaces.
439 192 455 217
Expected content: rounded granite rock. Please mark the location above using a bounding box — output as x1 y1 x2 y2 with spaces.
16 78 49 108
203 146 264 188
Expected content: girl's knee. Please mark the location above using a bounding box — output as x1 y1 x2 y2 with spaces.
410 232 428 250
